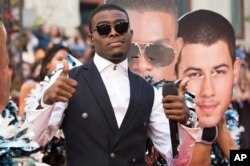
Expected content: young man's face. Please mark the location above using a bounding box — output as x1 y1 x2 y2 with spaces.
177 40 240 127
127 10 183 82
89 10 133 64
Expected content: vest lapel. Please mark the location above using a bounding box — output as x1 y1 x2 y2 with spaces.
82 60 119 134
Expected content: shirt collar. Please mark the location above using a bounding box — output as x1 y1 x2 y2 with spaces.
93 53 128 74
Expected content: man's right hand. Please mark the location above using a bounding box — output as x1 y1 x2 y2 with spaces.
43 60 78 105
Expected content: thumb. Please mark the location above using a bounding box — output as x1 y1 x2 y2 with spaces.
60 59 69 76
178 77 190 97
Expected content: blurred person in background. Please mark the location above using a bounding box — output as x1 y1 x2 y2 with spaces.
0 22 10 112
21 30 39 64
8 59 22 105
21 62 33 81
34 46 46 62
32 24 50 50
47 25 68 49
232 59 250 150
19 60 42 117
0 21 42 166
68 26 87 60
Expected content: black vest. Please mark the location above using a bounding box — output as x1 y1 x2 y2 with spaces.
62 60 154 166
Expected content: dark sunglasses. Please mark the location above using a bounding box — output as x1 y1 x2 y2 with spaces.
127 42 175 67
93 21 129 36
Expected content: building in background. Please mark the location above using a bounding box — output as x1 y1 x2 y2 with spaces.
23 0 81 33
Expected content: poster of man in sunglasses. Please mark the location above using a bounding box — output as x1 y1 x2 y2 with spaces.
24 3 191 166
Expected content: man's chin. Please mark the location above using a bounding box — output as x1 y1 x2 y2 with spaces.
199 117 220 128
110 52 126 61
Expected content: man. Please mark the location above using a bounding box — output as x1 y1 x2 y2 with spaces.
0 22 10 112
26 4 188 166
176 9 240 165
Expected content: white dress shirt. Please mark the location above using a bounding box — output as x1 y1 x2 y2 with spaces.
95 55 130 127
25 53 197 166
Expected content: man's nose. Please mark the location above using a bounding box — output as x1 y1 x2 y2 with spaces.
200 76 215 98
130 53 153 75
108 26 118 37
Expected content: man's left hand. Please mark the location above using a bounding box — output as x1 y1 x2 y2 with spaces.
162 77 190 124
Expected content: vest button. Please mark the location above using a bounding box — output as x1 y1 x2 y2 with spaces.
82 112 88 119
110 153 115 158
131 158 136 163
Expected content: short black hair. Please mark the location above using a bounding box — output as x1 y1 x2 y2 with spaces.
178 9 236 61
175 10 236 75
88 3 129 33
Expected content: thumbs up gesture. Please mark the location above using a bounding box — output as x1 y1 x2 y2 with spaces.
43 60 78 105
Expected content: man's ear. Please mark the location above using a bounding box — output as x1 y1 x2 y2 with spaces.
233 57 241 84
174 37 183 63
88 33 94 48
128 30 133 43
176 37 183 55
88 33 93 42
130 30 133 35
130 30 133 39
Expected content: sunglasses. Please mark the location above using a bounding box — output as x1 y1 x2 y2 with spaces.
127 42 175 67
93 21 129 36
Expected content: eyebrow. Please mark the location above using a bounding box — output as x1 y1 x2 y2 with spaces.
183 64 230 74
132 38 171 46
148 38 170 44
97 19 127 24
156 38 170 44
183 67 201 74
213 64 230 69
